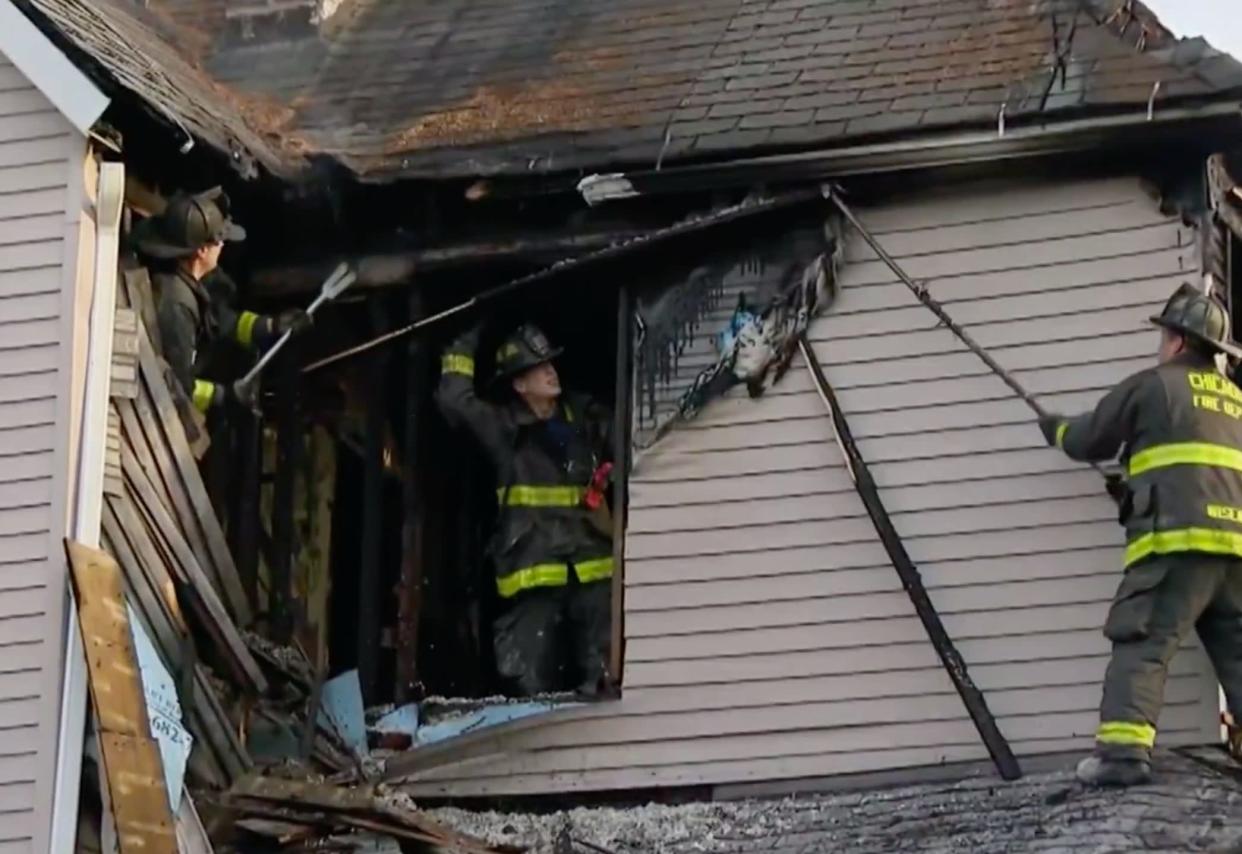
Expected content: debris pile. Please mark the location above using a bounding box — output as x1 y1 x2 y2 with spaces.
71 271 517 852
428 750 1242 854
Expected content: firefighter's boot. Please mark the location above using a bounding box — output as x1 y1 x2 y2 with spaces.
1225 713 1242 764
1075 754 1152 787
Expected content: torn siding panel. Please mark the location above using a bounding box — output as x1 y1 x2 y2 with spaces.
395 174 1220 799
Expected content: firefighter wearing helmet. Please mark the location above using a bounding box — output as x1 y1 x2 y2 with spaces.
1039 282 1242 785
132 187 310 413
438 323 614 697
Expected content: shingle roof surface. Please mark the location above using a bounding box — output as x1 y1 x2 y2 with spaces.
22 0 1242 180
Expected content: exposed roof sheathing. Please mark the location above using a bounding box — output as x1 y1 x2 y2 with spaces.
20 0 1242 181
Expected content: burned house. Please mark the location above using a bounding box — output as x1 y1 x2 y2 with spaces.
5 0 1242 848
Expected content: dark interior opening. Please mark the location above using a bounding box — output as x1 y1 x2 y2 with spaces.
312 271 622 706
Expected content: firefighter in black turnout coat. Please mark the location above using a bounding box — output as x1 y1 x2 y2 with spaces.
1039 283 1242 786
438 324 614 697
132 187 308 412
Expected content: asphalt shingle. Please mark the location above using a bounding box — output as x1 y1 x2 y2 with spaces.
18 0 1242 181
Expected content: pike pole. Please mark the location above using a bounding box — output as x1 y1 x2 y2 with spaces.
823 185 1109 480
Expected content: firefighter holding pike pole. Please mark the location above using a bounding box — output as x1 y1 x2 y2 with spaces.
1039 283 1242 786
438 324 615 699
132 187 314 413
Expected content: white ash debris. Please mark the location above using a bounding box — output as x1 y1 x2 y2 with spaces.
425 798 826 854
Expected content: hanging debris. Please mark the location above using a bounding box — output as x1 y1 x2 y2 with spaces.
632 217 841 450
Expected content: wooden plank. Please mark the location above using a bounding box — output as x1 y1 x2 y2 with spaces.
136 324 251 622
65 541 176 854
101 500 237 788
122 451 267 694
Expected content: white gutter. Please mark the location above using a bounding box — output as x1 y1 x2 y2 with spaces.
580 101 1242 202
48 160 125 854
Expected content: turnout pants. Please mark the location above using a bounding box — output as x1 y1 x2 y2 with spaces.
492 576 611 697
1097 553 1242 759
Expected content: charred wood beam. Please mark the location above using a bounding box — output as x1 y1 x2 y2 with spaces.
357 301 389 702
304 190 824 375
249 231 644 298
396 289 427 702
232 411 263 614
608 284 631 689
270 350 300 643
798 337 1022 781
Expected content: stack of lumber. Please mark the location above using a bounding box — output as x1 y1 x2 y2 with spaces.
98 269 260 788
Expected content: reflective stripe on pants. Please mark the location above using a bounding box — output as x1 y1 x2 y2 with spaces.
1096 721 1156 749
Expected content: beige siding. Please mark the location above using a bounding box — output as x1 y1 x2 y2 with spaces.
0 51 84 851
396 175 1222 798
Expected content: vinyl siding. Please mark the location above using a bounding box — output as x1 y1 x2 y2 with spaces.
396 175 1222 798
0 51 85 852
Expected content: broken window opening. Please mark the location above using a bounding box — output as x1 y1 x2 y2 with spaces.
198 266 631 749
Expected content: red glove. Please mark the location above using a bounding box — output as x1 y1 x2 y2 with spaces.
583 462 614 510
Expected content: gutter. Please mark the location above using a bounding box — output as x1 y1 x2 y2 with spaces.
579 101 1242 203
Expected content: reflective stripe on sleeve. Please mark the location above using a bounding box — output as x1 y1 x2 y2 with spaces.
442 354 475 377
236 311 261 348
192 380 216 413
1055 421 1068 449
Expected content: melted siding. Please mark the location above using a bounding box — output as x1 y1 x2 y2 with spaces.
396 175 1221 798
0 52 78 852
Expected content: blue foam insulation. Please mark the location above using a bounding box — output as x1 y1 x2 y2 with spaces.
414 701 580 746
318 669 368 755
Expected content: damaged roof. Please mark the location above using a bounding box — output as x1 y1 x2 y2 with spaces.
19 0 1242 182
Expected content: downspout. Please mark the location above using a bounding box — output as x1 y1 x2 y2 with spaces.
48 160 124 853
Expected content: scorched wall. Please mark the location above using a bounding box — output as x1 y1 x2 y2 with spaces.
395 173 1223 798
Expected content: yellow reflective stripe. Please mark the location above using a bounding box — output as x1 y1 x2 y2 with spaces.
1054 421 1068 449
236 311 260 348
497 485 584 507
1129 442 1242 477
1125 527 1242 567
442 354 475 377
496 563 568 598
573 556 614 584
192 380 216 413
1096 721 1156 748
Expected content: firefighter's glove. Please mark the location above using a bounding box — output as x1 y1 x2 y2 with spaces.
275 308 312 338
1104 473 1129 509
1037 414 1065 448
230 377 261 416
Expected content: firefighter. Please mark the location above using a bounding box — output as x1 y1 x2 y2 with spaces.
1038 282 1242 786
437 323 614 698
132 187 309 413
